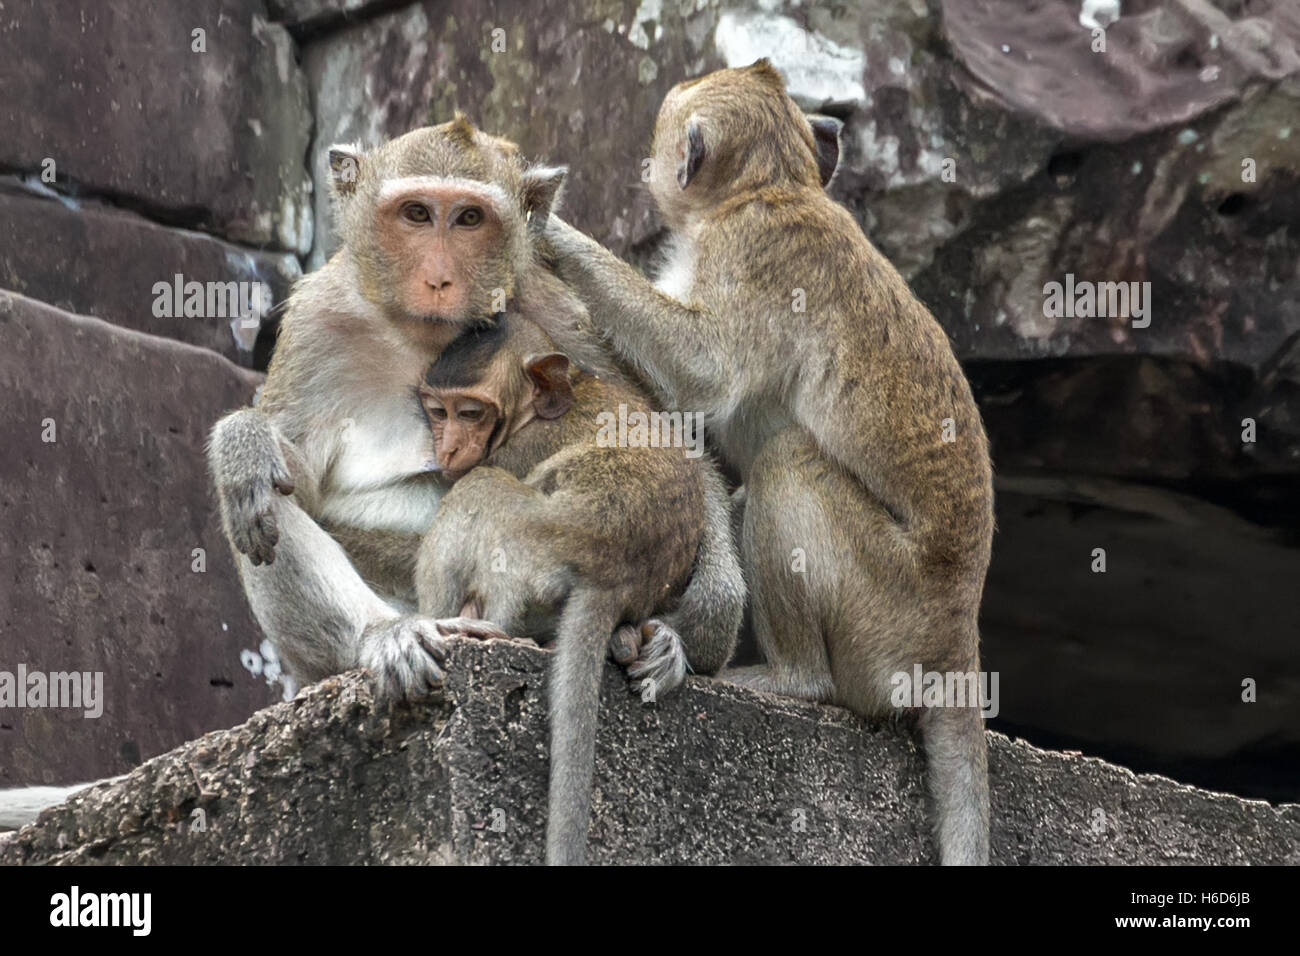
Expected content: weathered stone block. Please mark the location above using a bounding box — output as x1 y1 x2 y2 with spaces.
0 188 300 366
0 292 281 792
0 0 313 252
2 640 1295 864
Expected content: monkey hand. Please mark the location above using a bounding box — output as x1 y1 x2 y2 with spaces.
358 615 454 702
210 410 296 566
431 616 514 643
537 215 588 268
610 620 689 701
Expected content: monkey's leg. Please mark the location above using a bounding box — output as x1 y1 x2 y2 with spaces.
415 468 542 644
622 460 744 697
722 433 836 701
733 428 990 864
234 499 454 703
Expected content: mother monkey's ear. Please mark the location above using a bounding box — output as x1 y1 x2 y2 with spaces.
327 143 366 200
806 115 842 188
521 165 568 235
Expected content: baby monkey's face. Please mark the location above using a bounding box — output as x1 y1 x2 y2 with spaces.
419 341 575 481
419 386 501 480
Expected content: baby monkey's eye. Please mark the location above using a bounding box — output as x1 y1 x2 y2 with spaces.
402 203 431 223
455 207 483 227
426 406 447 421
457 407 485 423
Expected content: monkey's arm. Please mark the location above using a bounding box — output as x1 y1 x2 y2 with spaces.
544 218 731 409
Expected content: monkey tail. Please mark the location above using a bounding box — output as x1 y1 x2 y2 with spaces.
546 588 620 866
918 695 990 865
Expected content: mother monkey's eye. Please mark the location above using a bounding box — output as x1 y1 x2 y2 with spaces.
455 207 484 227
401 202 431 223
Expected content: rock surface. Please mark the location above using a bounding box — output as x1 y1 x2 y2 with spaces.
0 0 313 252
266 0 395 34
0 186 300 366
0 292 281 792
2 639 1295 865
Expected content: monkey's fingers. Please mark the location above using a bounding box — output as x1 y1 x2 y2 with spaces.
414 631 449 664
230 511 275 565
609 624 644 665
359 617 449 703
432 616 512 643
250 511 280 565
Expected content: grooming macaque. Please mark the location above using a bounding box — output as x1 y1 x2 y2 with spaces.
414 316 712 864
208 117 743 704
545 61 995 864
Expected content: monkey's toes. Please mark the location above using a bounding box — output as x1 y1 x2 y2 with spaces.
361 617 451 702
626 620 688 699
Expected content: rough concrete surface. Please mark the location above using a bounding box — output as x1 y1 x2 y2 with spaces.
2 639 1295 865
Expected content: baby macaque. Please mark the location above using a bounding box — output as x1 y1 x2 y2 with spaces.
414 316 709 865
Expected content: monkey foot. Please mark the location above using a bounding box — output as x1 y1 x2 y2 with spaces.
358 615 452 703
616 620 688 701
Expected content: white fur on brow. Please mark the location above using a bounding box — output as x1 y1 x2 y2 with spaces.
378 176 511 211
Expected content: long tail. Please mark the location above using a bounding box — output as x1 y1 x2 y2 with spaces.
546 589 620 865
0 778 120 830
919 698 990 865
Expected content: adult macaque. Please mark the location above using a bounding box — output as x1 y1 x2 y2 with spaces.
414 316 715 865
544 62 995 865
207 117 742 702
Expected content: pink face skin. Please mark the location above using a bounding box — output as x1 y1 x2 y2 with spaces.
418 386 501 480
376 183 506 322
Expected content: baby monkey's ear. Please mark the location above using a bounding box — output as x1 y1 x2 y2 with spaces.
524 353 574 420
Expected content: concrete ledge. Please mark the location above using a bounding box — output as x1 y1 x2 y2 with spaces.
3 639 1296 865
